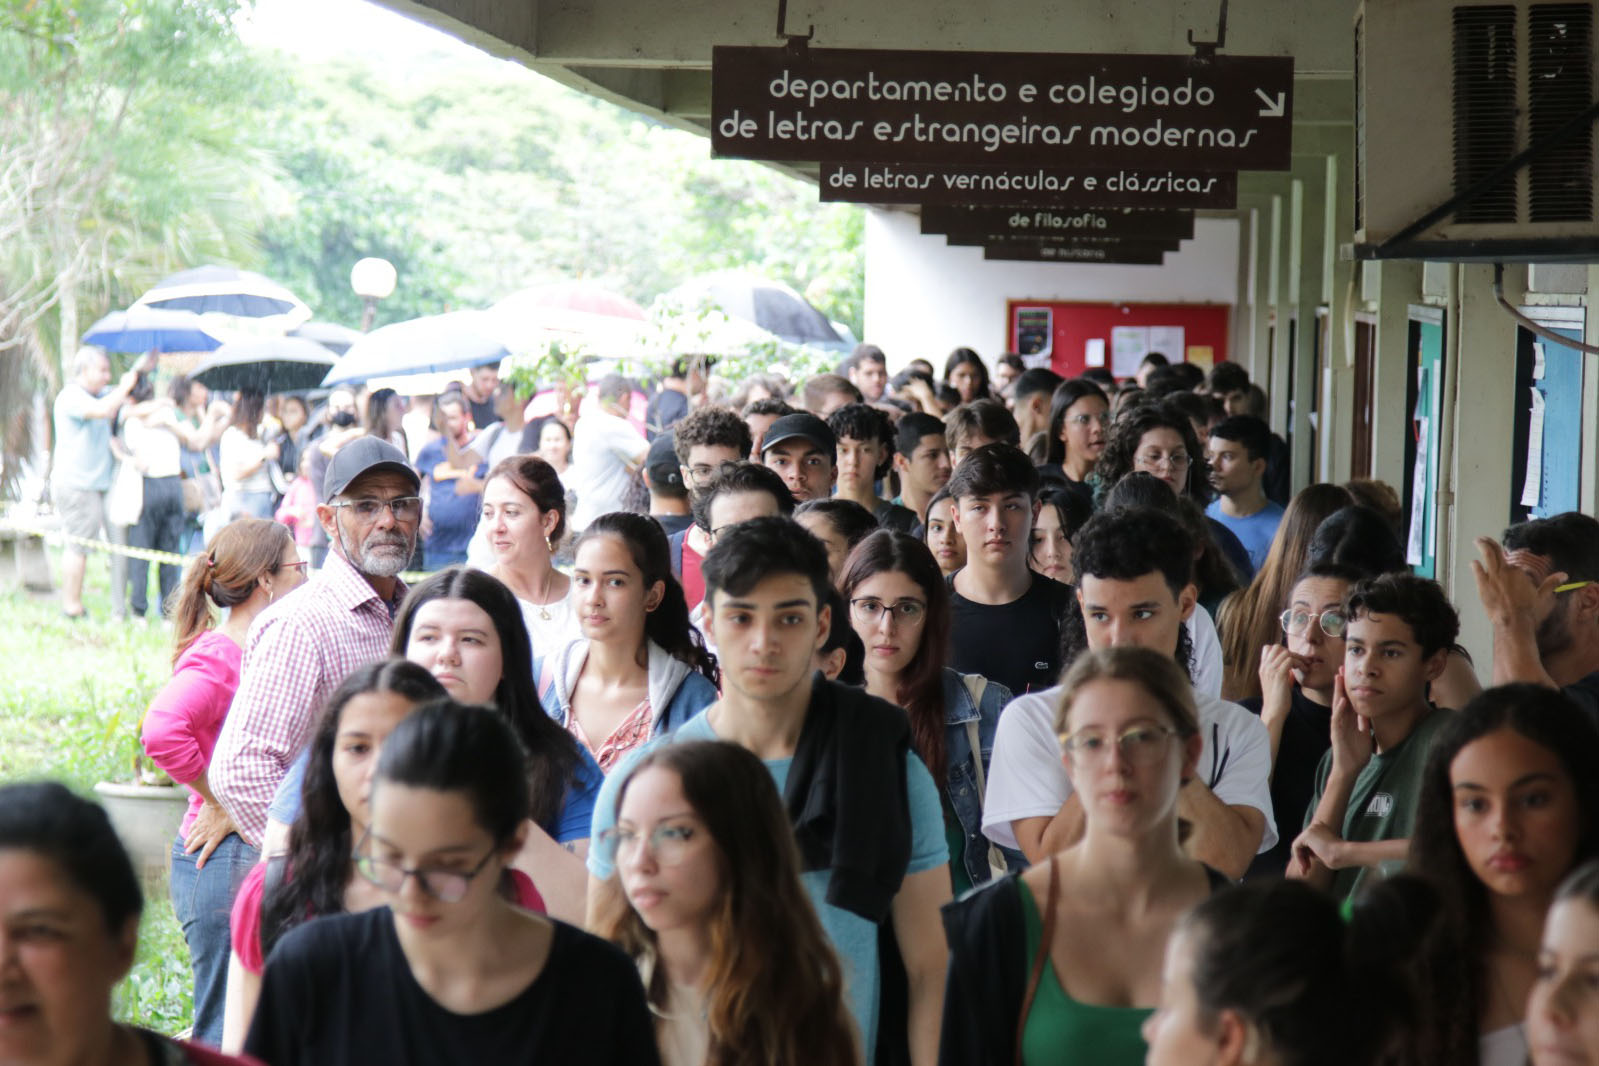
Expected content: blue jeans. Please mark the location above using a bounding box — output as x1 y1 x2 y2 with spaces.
169 832 259 1047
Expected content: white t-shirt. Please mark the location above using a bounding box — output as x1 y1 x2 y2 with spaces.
468 421 531 470
123 411 183 479
1187 605 1223 698
219 426 272 493
570 410 646 529
980 682 1277 853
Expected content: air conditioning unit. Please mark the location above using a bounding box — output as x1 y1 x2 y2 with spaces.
1354 0 1599 260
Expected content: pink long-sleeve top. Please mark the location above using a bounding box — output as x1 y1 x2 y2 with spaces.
140 630 244 837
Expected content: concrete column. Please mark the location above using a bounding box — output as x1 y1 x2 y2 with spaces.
1231 210 1254 379
1288 155 1328 492
1444 262 1524 675
1584 268 1599 514
1369 260 1422 492
1322 143 1357 484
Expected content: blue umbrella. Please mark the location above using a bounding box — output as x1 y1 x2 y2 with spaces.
81 307 224 353
321 311 510 388
132 265 311 328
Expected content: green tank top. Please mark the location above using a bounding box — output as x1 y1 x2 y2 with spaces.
1016 877 1152 1066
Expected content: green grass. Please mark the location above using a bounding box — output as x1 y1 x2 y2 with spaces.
1 548 195 1035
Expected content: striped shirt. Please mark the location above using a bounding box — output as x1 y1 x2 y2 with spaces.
210 550 404 846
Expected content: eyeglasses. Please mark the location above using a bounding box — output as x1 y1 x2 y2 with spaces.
850 597 928 625
331 496 424 522
1067 413 1111 427
1280 608 1348 638
686 464 721 483
1134 451 1191 471
596 823 701 867
1061 725 1180 766
354 836 497 903
273 559 310 575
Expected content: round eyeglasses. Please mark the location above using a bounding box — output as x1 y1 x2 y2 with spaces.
1280 608 1348 638
1061 725 1180 766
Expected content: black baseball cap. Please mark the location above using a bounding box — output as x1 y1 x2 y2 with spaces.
760 413 836 458
645 433 685 491
323 436 421 499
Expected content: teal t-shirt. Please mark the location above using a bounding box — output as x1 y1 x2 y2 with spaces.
1303 708 1448 901
588 709 948 1055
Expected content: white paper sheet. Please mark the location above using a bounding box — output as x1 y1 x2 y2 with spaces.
1520 388 1546 509
1111 327 1149 378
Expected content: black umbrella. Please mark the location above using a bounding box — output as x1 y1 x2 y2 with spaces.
189 336 338 394
666 271 847 349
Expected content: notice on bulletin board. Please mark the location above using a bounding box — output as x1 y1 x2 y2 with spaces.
1148 327 1185 362
1407 416 1430 567
1085 338 1106 368
1111 327 1149 377
1186 346 1214 369
1015 307 1054 362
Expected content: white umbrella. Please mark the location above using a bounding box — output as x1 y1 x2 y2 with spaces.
322 310 510 388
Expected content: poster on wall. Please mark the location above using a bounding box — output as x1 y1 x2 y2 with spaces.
1148 326 1185 361
1111 326 1150 377
1014 307 1054 364
1085 338 1107 367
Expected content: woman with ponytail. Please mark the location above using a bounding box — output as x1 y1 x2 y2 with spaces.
1143 876 1441 1066
538 512 719 773
139 517 305 1046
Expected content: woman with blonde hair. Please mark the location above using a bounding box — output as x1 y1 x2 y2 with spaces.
594 739 860 1066
940 646 1228 1066
1216 483 1353 703
140 517 306 1046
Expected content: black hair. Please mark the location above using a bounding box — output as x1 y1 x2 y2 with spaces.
262 660 448 956
167 373 193 405
1208 414 1274 463
692 460 795 533
1094 399 1212 505
1294 560 1370 589
1103 469 1178 512
672 405 753 467
0 781 142 932
742 397 797 420
391 567 584 831
889 367 936 397
1072 505 1195 600
936 384 962 408
1035 486 1092 546
704 515 833 611
826 403 896 478
943 347 992 399
1143 364 1192 398
1138 351 1170 370
1345 572 1461 659
1179 876 1441 1066
1012 368 1064 403
923 483 956 527
796 498 879 551
1208 361 1251 395
1044 378 1110 466
894 412 946 458
1503 511 1599 583
575 513 719 685
996 353 1026 374
1409 683 1599 1065
129 371 155 404
1306 505 1408 577
946 443 1040 501
1080 367 1116 389
851 343 886 368
819 587 866 685
373 699 532 849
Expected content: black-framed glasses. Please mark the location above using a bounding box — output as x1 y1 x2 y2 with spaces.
354 834 497 903
331 496 423 522
1280 608 1348 638
1061 725 1180 766
596 823 701 868
850 597 928 626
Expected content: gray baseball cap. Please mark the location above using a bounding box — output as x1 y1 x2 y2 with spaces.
322 436 421 499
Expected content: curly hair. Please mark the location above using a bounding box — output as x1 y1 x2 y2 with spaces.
673 405 753 467
1093 400 1212 505
593 741 860 1066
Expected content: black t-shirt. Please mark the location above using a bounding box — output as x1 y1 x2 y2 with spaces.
1241 685 1333 880
1564 671 1599 731
245 908 660 1066
469 395 501 428
947 571 1072 696
874 498 920 534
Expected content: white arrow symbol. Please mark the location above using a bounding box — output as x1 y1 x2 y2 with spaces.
1255 88 1286 118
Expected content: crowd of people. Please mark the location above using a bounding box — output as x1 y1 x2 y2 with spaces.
17 339 1599 1065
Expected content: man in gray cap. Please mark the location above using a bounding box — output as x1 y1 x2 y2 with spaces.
210 437 422 850
759 412 838 503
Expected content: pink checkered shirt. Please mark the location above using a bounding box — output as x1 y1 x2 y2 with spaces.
209 550 405 846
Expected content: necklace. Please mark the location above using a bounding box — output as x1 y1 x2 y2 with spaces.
536 566 556 620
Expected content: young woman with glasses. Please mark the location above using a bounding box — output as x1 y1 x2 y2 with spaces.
222 661 544 1050
245 701 660 1065
140 517 306 1047
940 646 1228 1066
591 740 860 1066
1042 378 1110 505
1239 562 1364 878
841 529 1018 895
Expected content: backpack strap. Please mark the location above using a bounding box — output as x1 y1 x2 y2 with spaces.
1016 855 1059 1066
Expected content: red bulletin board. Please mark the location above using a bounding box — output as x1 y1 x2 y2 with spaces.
1007 301 1232 379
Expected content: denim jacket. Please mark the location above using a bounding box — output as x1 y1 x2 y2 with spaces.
942 667 1027 886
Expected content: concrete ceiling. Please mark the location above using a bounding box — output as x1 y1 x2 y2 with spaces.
376 0 1356 190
